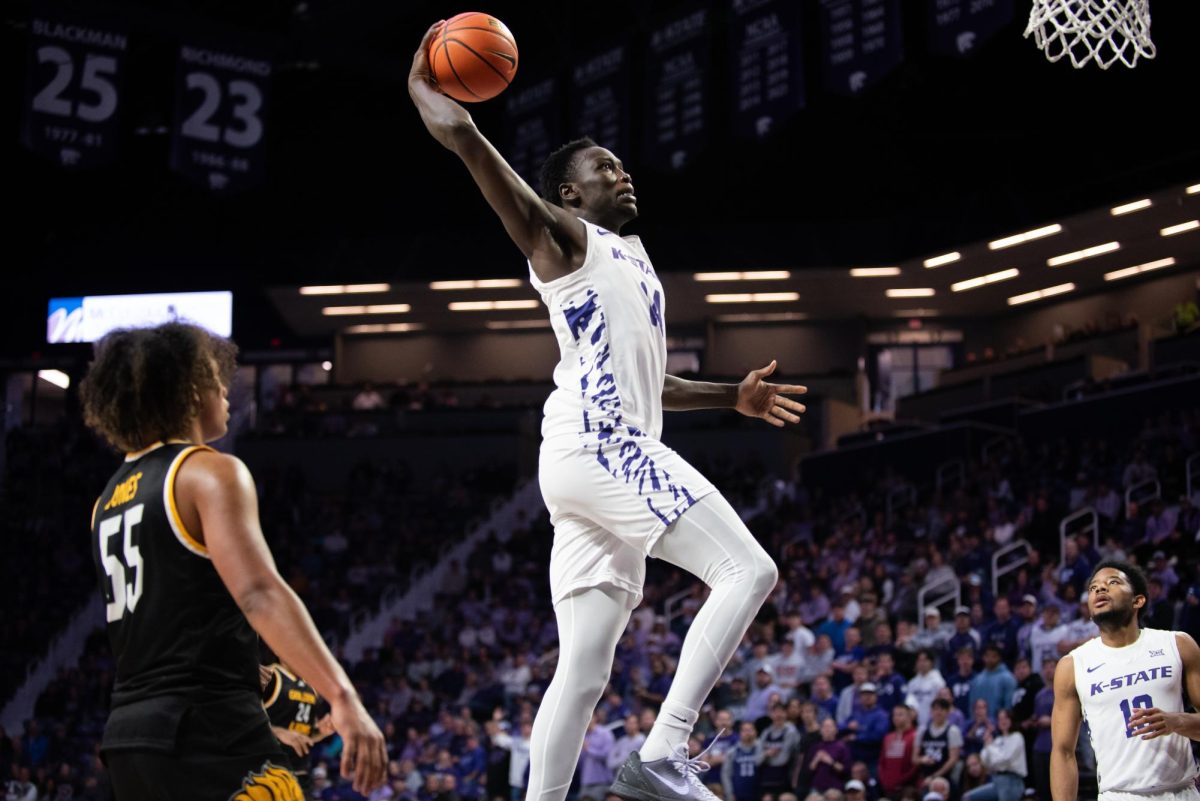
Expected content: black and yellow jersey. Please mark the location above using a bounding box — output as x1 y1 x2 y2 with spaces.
262 663 328 739
91 441 270 751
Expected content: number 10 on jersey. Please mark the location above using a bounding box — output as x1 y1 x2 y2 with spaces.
1120 694 1153 739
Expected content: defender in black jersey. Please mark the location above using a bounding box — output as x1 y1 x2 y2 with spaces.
81 323 386 799
261 663 333 795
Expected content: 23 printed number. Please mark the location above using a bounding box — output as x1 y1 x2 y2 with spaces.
98 504 144 622
181 72 264 148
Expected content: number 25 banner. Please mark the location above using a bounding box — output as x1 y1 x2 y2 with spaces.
21 6 127 169
170 39 271 194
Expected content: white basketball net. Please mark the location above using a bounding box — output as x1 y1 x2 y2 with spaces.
1024 0 1155 69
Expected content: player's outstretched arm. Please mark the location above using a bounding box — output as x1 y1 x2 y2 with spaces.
662 361 807 427
407 22 583 282
1127 633 1200 740
1049 654 1081 801
177 451 387 795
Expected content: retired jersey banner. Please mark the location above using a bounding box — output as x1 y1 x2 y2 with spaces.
819 0 904 96
730 0 806 141
170 40 271 193
503 76 561 187
645 6 711 172
569 44 630 161
21 7 127 169
928 0 1014 58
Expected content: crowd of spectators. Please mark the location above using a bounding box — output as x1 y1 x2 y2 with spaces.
3 397 1199 801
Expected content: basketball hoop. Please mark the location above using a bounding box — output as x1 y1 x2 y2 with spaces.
1025 0 1155 69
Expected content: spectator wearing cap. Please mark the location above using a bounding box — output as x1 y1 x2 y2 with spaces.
746 663 786 722
1028 604 1067 674
847 761 880 801
1015 595 1039 661
912 608 952 654
923 777 951 801
760 703 803 797
871 652 908 714
981 598 1020 665
905 650 947 729
836 665 871 727
943 606 981 674
878 704 919 797
947 647 979 720
969 644 1016 717
843 779 866 801
843 682 889 767
1150 551 1180 596
817 603 852 655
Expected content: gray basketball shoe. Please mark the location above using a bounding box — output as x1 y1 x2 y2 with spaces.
609 742 720 801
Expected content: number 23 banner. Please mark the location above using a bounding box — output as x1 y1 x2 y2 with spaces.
21 6 127 169
170 39 271 194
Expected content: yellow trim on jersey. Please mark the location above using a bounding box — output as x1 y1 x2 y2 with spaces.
272 662 298 682
125 438 192 462
264 668 283 708
91 497 101 529
164 445 215 558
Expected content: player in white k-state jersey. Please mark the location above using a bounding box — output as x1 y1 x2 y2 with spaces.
408 22 806 801
1052 560 1200 801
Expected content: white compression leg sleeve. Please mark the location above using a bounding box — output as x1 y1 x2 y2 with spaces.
526 584 633 801
640 492 778 761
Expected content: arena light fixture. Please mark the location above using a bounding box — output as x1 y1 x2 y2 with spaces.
1187 184 1200 195
344 323 424 333
38 369 70 389
715 312 809 322
300 284 391 295
1007 282 1076 306
322 303 411 316
1104 257 1177 282
486 319 553 329
1161 220 1199 237
693 270 791 281
705 292 800 303
429 279 523 290
886 288 935 298
1110 199 1152 216
1047 241 1120 267
850 267 901 277
988 224 1063 251
448 300 540 311
951 268 1020 293
923 252 961 269
893 309 939 317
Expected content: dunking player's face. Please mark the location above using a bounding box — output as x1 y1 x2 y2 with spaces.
562 146 636 229
1088 567 1144 629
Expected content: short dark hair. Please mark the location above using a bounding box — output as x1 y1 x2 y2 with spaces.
1089 559 1149 605
538 137 597 206
81 322 237 451
932 698 952 711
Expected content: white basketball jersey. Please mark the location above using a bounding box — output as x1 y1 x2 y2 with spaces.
1072 628 1199 794
530 220 667 442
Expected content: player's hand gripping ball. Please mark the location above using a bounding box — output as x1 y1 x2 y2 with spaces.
428 12 519 102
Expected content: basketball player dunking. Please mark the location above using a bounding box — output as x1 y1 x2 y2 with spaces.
1051 560 1200 801
82 323 386 800
410 20 805 801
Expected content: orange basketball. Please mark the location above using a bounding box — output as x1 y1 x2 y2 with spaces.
429 12 519 103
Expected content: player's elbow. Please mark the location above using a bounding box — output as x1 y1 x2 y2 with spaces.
232 575 287 619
